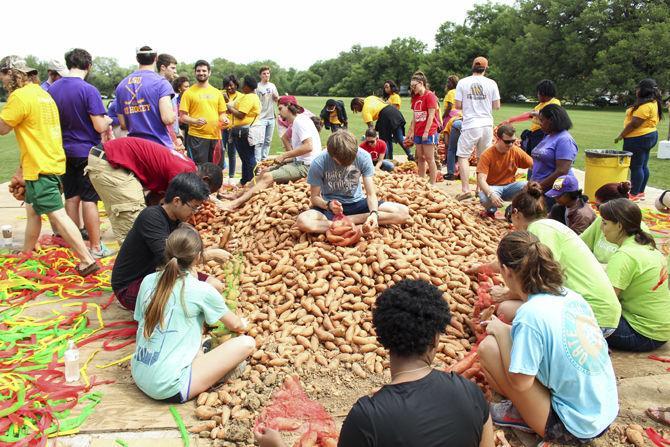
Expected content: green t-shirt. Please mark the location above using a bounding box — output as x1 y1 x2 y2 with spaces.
580 216 650 264
606 236 670 341
131 272 229 399
528 219 621 328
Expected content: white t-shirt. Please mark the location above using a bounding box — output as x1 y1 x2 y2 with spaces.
291 114 322 164
256 81 278 120
455 75 500 130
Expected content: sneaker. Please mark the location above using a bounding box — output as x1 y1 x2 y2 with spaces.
90 243 115 259
444 173 456 181
490 400 534 433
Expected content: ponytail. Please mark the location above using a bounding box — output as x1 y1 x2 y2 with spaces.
142 225 204 339
144 258 184 338
599 198 656 248
497 231 564 296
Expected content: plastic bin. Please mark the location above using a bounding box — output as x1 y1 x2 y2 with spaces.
584 149 632 200
658 140 670 159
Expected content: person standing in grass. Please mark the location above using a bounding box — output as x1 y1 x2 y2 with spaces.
132 226 255 403
441 75 459 168
157 53 185 151
115 46 176 149
407 71 440 184
227 76 261 185
40 59 68 91
522 80 560 159
179 60 228 166
48 48 114 259
0 55 98 275
454 56 501 201
351 95 413 161
255 66 279 162
382 80 401 109
614 78 663 201
221 75 240 181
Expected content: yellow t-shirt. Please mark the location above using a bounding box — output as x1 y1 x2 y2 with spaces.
530 97 561 132
329 110 341 125
624 102 659 138
0 84 65 181
221 90 240 130
232 93 261 128
443 89 456 107
179 84 227 139
387 93 401 109
362 96 388 124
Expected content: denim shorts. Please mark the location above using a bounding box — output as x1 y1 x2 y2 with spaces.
544 405 607 445
312 198 384 220
413 133 439 145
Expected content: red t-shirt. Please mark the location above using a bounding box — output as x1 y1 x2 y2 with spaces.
411 90 440 136
359 139 387 161
102 137 197 195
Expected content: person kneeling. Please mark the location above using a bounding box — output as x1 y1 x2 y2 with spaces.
222 96 321 210
479 231 617 444
295 131 410 234
255 280 494 447
360 128 394 172
132 226 255 403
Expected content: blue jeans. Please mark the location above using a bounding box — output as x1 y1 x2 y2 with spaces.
233 129 256 185
222 129 236 178
381 126 407 160
624 131 658 194
478 181 527 213
254 118 275 161
447 120 462 175
607 316 666 352
379 160 394 172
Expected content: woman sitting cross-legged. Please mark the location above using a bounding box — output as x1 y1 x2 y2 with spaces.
255 279 494 447
479 231 618 444
599 198 670 352
131 226 255 403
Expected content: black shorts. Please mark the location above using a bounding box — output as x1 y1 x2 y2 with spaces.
312 198 384 220
62 157 99 202
544 406 608 445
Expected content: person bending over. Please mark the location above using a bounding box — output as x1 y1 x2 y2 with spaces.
295 131 410 234
132 226 255 403
479 231 617 444
111 173 230 311
255 279 494 447
599 198 670 351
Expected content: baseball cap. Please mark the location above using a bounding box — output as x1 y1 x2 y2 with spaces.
0 55 37 74
472 56 489 69
47 59 68 77
278 96 305 114
546 175 580 198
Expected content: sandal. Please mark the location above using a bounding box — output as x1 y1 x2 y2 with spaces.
646 406 670 426
76 262 100 277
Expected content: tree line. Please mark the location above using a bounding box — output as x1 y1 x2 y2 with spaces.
5 0 669 105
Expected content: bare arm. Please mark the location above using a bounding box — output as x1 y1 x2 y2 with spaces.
455 100 462 110
539 159 572 191
362 176 379 213
492 99 501 110
90 114 113 133
309 184 328 210
219 312 246 333
281 131 292 151
616 116 644 142
279 138 313 161
117 114 127 130
442 102 453 123
179 110 204 126
0 118 12 135
158 96 176 125
479 416 495 447
226 103 246 120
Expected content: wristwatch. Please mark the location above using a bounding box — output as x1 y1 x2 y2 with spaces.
326 200 332 211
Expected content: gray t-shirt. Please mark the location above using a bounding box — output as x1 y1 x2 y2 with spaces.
256 81 278 120
307 149 374 204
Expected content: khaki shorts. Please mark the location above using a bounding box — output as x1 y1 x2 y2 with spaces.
86 152 145 244
269 161 309 184
457 125 493 158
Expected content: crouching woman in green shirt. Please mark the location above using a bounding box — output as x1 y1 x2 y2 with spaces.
600 198 670 352
132 226 256 403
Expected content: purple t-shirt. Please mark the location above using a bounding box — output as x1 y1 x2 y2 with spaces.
107 99 120 127
115 70 174 148
48 77 107 158
530 130 577 183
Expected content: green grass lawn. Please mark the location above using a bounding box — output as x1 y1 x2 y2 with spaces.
2 99 669 189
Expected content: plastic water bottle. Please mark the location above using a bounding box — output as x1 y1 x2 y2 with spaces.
64 341 80 382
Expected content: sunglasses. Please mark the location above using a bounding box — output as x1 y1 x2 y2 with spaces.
502 139 515 145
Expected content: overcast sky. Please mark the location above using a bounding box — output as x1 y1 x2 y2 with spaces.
7 0 512 69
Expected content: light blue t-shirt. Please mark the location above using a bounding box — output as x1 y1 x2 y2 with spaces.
131 272 229 400
306 148 375 204
509 289 618 439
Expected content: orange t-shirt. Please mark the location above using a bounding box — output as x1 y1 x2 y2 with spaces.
476 145 533 186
